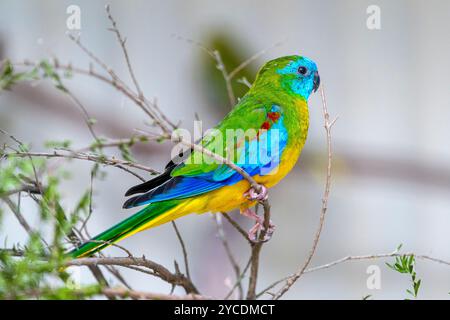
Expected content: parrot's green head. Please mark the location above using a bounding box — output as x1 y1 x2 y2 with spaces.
253 55 320 100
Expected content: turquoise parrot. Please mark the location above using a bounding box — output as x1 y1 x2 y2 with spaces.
70 55 320 258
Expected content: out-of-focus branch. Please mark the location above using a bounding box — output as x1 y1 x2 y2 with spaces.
105 5 143 100
304 251 450 273
171 221 192 281
213 214 243 299
66 256 199 294
257 249 450 298
0 184 41 197
224 257 252 300
227 40 284 80
68 34 172 134
102 287 207 300
212 50 236 107
222 212 253 245
2 196 37 238
5 149 158 177
0 130 117 298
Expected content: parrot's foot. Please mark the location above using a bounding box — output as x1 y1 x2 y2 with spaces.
241 208 276 242
244 185 268 202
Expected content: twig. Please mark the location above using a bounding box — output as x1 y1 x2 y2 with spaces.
76 134 163 153
224 257 252 300
65 89 100 141
79 239 134 258
106 7 177 129
2 197 36 237
171 221 191 281
0 129 44 196
5 150 158 176
272 85 337 300
222 212 252 245
227 40 284 80
212 50 236 107
0 185 41 197
67 34 172 134
80 167 96 234
67 34 117 78
0 129 116 297
256 250 450 298
101 287 207 300
105 5 143 100
66 256 199 294
304 252 450 273
213 214 243 299
15 59 163 133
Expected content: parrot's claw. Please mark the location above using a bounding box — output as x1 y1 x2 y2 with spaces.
244 185 269 202
247 220 276 242
241 208 276 242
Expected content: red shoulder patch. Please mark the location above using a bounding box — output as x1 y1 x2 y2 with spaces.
268 112 281 122
261 121 271 130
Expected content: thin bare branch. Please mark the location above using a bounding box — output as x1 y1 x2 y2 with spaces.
105 5 143 99
2 197 36 237
213 214 243 299
5 150 158 176
66 256 199 294
224 257 252 300
66 35 172 134
212 50 236 107
272 84 336 300
171 221 191 281
304 251 450 273
102 287 207 300
228 40 284 80
64 89 100 141
0 185 40 197
257 249 450 298
222 212 252 245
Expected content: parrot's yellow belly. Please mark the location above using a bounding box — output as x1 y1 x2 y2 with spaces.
203 144 303 212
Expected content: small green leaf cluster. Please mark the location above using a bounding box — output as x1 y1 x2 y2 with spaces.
387 253 421 299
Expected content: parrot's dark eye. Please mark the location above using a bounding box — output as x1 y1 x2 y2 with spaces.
298 66 308 75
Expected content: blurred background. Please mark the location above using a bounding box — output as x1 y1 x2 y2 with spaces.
1 0 449 299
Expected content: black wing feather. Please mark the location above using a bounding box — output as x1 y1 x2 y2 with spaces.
123 148 193 197
124 166 174 196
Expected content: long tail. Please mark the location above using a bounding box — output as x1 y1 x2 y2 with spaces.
68 201 181 258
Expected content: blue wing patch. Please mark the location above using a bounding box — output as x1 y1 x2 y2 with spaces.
124 105 288 208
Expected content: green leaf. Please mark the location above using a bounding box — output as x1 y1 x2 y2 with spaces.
39 60 67 93
44 140 72 149
118 143 135 162
0 60 40 91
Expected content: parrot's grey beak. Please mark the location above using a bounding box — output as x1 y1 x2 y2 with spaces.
313 71 320 93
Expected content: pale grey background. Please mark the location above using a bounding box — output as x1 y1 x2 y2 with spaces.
1 0 449 299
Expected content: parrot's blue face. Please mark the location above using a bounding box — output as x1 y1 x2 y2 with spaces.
277 56 320 100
